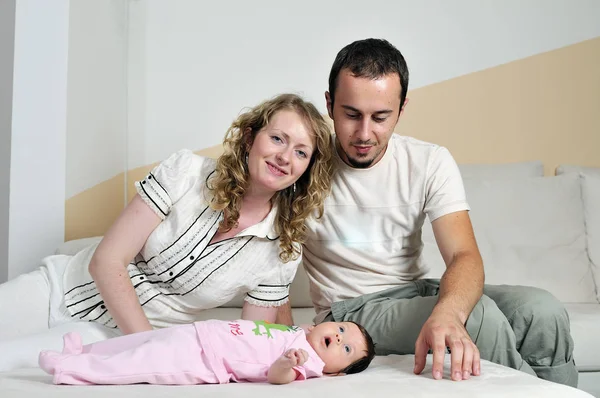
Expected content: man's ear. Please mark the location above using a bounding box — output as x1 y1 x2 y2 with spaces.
325 91 334 119
399 97 410 117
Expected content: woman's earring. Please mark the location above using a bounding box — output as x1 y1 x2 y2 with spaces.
245 153 249 167
293 183 296 194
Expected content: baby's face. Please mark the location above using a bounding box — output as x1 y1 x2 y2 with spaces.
305 322 367 374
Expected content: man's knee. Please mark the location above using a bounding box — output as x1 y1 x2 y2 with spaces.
506 287 569 327
466 295 514 344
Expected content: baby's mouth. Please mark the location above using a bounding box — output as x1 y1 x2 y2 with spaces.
325 337 331 347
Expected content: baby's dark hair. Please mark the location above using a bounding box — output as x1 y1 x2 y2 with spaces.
339 321 376 375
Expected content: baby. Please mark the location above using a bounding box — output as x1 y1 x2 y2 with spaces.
39 319 375 385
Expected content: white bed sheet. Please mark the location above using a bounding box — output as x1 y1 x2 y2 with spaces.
0 354 592 398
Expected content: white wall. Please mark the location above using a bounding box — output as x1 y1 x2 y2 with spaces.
128 0 600 168
66 0 128 199
7 0 69 280
0 0 16 283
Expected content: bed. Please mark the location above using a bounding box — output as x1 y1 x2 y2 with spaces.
0 354 593 397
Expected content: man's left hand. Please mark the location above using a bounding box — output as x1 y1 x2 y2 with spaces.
413 308 481 381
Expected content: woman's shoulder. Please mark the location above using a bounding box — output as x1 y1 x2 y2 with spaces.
161 149 217 176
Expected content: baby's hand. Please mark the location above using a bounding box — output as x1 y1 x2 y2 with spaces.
278 348 309 368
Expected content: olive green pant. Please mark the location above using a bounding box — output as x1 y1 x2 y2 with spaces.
324 279 577 387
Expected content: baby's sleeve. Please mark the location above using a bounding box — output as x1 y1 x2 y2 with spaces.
134 149 207 220
287 333 324 380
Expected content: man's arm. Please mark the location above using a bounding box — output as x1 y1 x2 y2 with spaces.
275 300 295 326
413 210 484 381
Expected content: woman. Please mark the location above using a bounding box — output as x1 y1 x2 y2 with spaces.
0 93 334 371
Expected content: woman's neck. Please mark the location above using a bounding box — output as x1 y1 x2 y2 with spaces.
239 186 274 223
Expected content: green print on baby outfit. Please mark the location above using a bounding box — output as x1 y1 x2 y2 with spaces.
252 321 299 339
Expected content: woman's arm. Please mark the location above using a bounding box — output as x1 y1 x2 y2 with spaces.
88 194 162 334
241 301 279 323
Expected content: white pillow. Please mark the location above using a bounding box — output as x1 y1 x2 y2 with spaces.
556 165 600 177
423 174 595 303
55 236 103 255
458 161 544 180
582 174 600 302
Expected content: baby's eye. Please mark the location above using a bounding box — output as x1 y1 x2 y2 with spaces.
344 345 351 353
339 326 345 333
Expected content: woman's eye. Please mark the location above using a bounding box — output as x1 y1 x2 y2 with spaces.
296 150 307 159
271 135 283 143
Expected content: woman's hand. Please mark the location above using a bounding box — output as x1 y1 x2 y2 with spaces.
89 194 161 334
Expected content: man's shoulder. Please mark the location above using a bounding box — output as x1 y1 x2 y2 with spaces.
389 134 442 153
388 134 451 169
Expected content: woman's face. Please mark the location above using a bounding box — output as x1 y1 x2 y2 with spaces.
246 109 315 195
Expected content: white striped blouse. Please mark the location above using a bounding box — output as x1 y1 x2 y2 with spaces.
63 149 300 329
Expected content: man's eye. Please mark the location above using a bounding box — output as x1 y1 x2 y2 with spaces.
346 114 359 119
373 117 387 123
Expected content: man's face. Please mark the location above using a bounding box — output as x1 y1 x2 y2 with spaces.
326 69 402 168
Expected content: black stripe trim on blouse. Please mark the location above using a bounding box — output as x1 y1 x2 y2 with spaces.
157 214 221 276
73 302 102 318
64 280 95 296
247 293 290 302
138 181 168 217
159 205 211 255
91 309 108 321
149 172 167 196
182 237 254 296
257 283 290 288
65 292 100 309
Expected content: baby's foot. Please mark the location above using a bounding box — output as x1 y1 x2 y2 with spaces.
62 332 83 355
38 350 61 375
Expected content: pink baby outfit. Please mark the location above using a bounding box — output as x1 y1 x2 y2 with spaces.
38 319 324 385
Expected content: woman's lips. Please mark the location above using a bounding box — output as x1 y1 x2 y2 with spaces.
266 161 287 176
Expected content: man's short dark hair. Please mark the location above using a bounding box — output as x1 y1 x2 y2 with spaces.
339 321 376 375
328 38 409 112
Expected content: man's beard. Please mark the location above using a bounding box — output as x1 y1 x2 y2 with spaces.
346 155 374 169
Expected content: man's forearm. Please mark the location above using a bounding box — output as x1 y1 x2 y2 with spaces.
436 251 484 324
276 301 294 326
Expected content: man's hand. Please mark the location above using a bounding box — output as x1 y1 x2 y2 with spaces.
413 308 481 381
267 349 309 384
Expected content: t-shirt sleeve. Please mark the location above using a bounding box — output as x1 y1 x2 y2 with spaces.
244 246 302 307
134 149 206 220
422 146 470 222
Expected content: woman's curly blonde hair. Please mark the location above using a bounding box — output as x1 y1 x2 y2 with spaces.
207 93 334 262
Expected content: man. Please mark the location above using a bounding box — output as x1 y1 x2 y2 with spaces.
278 38 577 387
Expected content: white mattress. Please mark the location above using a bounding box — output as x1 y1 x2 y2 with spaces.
0 354 592 398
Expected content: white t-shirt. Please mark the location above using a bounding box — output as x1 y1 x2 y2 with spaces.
303 135 469 322
63 149 300 329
